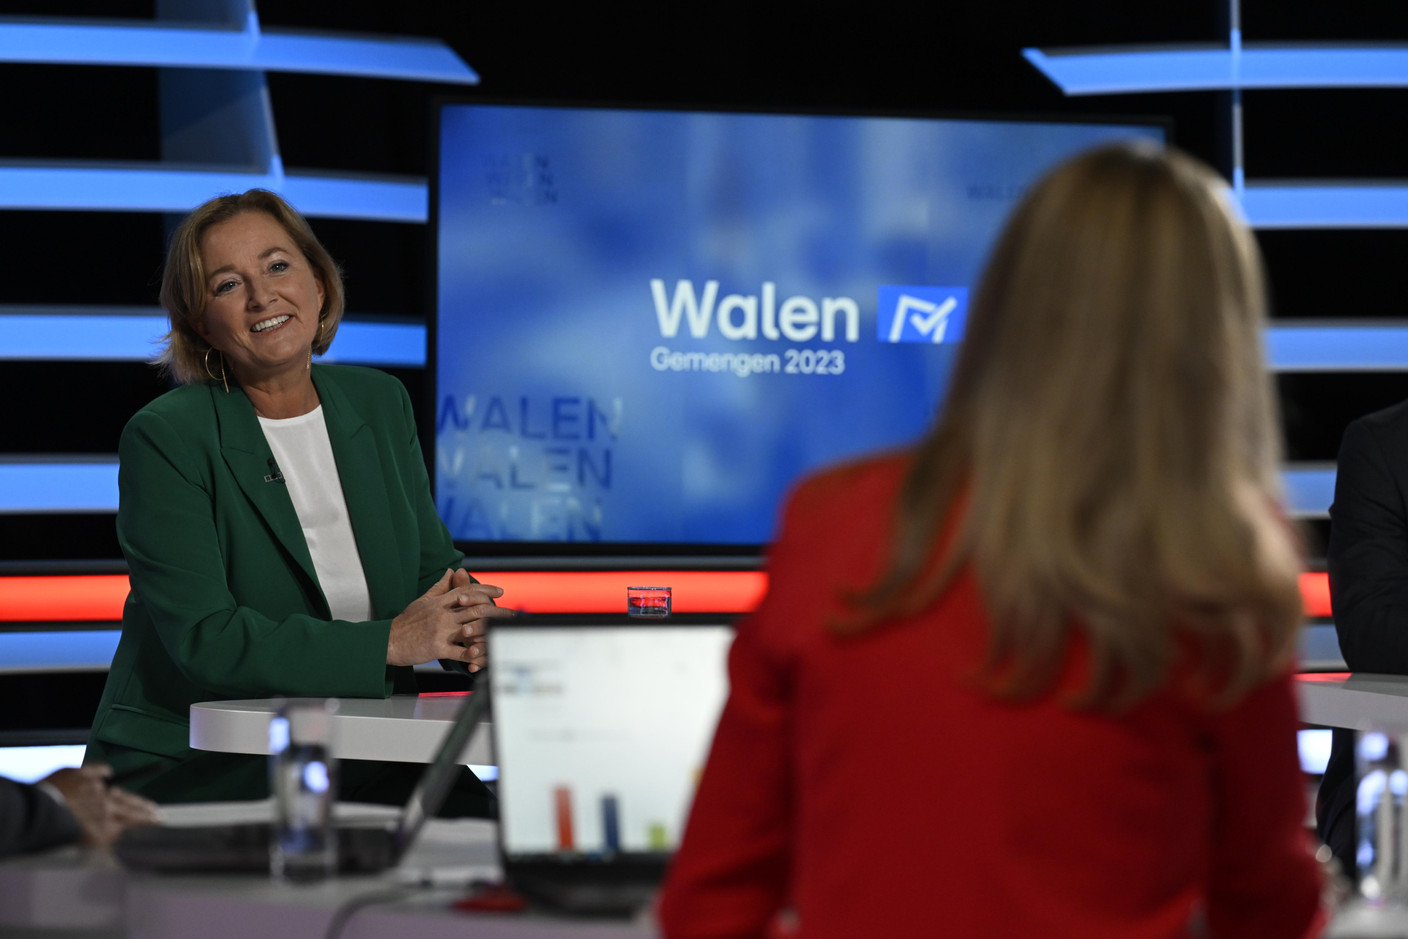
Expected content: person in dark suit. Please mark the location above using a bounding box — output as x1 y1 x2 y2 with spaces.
1316 400 1408 876
658 143 1325 938
85 190 511 813
1 766 159 858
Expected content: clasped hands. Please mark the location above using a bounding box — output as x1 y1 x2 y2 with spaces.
387 567 512 671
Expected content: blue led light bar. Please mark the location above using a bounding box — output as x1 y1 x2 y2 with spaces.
1023 44 1408 95
0 459 1338 517
0 461 120 514
7 169 1403 229
1240 182 1408 229
3 311 168 361
1266 323 1408 370
0 19 478 84
0 630 121 673
0 165 427 222
0 747 92 784
319 321 427 367
12 310 1407 372
1 309 426 366
1282 466 1335 519
281 173 428 222
1024 42 1408 229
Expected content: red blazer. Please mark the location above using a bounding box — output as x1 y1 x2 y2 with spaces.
657 453 1323 939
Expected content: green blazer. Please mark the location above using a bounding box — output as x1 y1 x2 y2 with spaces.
86 365 463 795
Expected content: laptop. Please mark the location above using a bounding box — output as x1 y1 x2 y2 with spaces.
488 612 735 916
113 682 490 876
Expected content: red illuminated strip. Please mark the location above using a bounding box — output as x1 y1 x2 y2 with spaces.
477 570 767 614
1297 671 1350 682
0 575 130 622
0 570 770 622
0 569 1329 623
1300 571 1331 618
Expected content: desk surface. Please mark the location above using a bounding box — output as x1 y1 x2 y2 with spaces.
125 878 655 939
1296 672 1408 730
0 804 653 939
189 695 493 766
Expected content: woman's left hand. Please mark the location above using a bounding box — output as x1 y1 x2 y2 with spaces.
386 567 513 670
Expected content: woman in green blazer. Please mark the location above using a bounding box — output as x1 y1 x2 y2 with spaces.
86 190 509 813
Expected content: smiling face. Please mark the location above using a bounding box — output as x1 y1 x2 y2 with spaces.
194 210 326 388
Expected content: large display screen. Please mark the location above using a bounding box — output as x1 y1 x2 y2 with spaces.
432 102 1164 555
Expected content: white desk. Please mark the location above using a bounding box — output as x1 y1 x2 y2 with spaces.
189 695 493 766
1296 673 1408 730
0 845 126 936
126 878 654 939
0 804 653 939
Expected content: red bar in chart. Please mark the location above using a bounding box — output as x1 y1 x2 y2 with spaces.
554 785 575 850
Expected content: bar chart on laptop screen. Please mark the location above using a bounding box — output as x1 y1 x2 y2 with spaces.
492 627 732 855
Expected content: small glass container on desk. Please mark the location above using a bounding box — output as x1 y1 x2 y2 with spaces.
268 698 339 882
626 586 672 618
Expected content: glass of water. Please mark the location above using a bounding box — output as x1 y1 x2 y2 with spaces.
269 698 339 882
627 586 672 618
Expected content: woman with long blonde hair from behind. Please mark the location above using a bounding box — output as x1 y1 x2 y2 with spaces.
658 142 1324 939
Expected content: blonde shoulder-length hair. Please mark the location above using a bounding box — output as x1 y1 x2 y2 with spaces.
155 189 345 385
848 141 1303 712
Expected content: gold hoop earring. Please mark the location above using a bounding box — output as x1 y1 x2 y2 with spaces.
309 318 325 371
204 347 229 394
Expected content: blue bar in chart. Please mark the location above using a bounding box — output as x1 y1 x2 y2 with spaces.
601 794 621 852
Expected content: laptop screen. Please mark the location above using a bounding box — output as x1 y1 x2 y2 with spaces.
490 614 734 860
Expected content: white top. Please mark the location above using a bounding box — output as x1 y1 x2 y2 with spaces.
257 406 372 622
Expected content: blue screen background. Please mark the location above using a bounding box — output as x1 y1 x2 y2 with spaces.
434 105 1162 546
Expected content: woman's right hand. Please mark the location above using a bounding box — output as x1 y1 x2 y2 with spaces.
387 569 511 669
